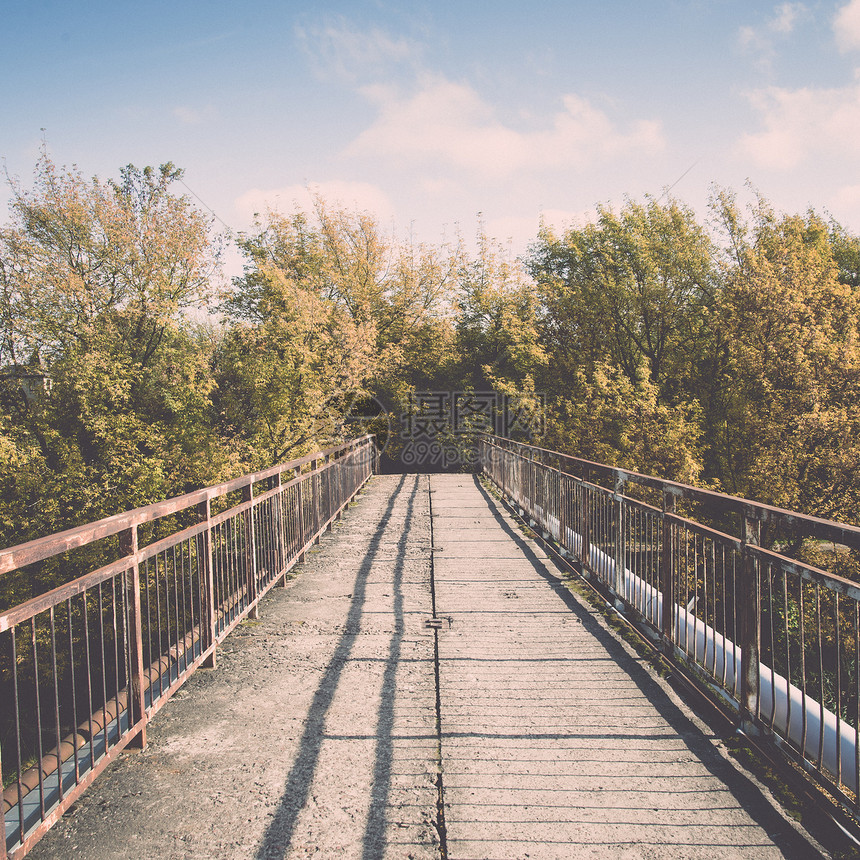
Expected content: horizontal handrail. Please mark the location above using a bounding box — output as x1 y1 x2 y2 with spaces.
0 436 374 575
482 433 860 550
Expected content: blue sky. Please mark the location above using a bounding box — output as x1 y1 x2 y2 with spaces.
4 0 860 271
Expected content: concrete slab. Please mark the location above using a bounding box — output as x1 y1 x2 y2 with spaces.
27 475 440 860
431 474 821 860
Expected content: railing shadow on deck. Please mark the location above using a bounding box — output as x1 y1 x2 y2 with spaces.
253 473 421 860
479 433 860 838
464 473 819 857
0 436 377 860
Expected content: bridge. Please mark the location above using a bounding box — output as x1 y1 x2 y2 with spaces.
1 436 856 858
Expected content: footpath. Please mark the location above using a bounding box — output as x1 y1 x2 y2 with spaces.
26 474 825 859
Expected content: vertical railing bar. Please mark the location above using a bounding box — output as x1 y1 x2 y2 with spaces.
119 526 146 747
171 544 181 675
197 498 215 667
11 626 24 848
835 592 842 786
783 569 792 752
661 491 675 646
767 562 776 731
142 556 153 697
222 518 231 621
708 540 716 675
242 483 258 620
154 552 164 700
97 581 108 758
274 472 286 586
228 514 237 619
582 482 591 579
692 531 698 661
229 514 238 620
816 582 825 770
632 507 639 611
313 468 320 545
176 542 188 673
215 519 225 627
116 573 128 726
297 478 305 560
30 616 45 819
799 579 808 758
67 596 79 786
614 480 624 598
82 591 94 772
49 606 62 801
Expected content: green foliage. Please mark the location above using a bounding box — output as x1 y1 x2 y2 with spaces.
0 154 224 546
4 155 860 547
527 196 714 483
529 196 716 400
708 190 860 520
543 362 703 484
218 198 459 465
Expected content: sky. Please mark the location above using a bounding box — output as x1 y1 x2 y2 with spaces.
4 0 860 274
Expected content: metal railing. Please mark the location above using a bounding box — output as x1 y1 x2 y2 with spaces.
480 433 860 819
1 436 376 858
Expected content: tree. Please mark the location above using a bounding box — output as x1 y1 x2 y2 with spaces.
0 155 223 546
544 361 703 484
528 196 717 406
219 199 459 464
455 229 546 397
709 190 860 521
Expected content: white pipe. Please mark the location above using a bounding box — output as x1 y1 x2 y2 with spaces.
522 501 858 793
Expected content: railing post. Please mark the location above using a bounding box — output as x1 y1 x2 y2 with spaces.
242 482 259 619
614 476 625 597
581 473 592 574
740 513 761 733
295 468 307 563
660 490 676 647
275 471 287 587
197 499 217 668
313 461 321 544
119 525 147 749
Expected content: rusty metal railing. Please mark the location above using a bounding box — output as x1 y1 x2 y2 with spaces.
1 436 376 858
480 433 860 819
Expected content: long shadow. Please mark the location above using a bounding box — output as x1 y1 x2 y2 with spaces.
465 474 819 860
254 475 418 860
360 476 415 860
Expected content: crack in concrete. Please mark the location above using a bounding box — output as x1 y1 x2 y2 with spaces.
428 476 449 860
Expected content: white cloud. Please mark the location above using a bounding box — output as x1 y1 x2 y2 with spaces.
296 17 418 83
738 3 807 69
346 77 664 178
835 0 860 51
482 208 595 251
172 105 216 125
771 2 805 34
738 82 860 169
233 180 396 226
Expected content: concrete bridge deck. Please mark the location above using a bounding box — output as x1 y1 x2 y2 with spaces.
27 475 822 859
